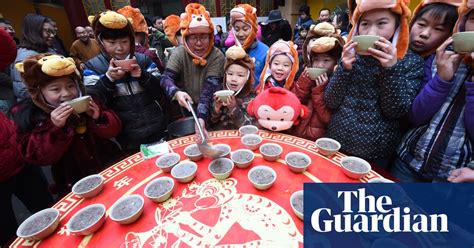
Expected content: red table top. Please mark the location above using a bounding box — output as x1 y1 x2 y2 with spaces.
11 130 383 248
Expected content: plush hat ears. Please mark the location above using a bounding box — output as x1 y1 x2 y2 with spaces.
357 0 396 13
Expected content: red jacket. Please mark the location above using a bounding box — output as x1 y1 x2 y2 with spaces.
290 74 331 141
0 113 23 182
12 102 123 195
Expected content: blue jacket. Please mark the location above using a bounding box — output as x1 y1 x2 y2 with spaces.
247 41 268 89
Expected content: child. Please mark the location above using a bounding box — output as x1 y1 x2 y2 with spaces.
10 54 122 196
393 0 474 182
324 0 424 169
210 46 256 129
84 10 169 153
410 0 461 59
291 25 344 141
294 25 309 57
230 4 269 87
258 39 299 92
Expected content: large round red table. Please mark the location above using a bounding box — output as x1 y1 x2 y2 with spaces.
10 130 384 247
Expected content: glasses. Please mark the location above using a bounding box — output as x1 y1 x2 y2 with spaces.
43 28 56 36
187 34 209 44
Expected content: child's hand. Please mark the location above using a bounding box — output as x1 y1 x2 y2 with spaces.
213 95 224 113
436 37 462 82
314 73 329 87
106 58 126 81
130 57 142 78
369 37 397 68
51 105 74 128
222 95 237 109
448 167 474 183
86 100 100 120
341 40 357 71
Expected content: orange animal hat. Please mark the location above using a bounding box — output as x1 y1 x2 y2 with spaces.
348 0 411 59
164 15 181 46
230 4 258 50
454 0 474 32
258 40 299 93
180 3 214 66
117 6 149 47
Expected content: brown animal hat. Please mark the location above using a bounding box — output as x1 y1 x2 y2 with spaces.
224 46 255 97
15 54 85 113
302 22 343 67
230 4 258 50
349 0 411 59
92 10 135 58
180 3 215 66
164 15 181 46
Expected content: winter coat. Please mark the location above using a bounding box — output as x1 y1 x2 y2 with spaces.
0 112 22 182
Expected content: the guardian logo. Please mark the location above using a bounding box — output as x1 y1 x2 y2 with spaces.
311 188 449 233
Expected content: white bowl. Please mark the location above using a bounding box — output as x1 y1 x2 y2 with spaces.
64 96 91 114
155 153 181 172
259 143 283 162
72 174 104 199
144 177 175 202
241 134 262 151
307 68 327 80
66 204 106 235
368 178 394 183
208 158 234 180
214 90 234 101
16 208 60 241
340 156 371 179
248 166 277 190
171 161 198 183
109 194 145 225
214 143 231 157
231 149 255 168
285 152 311 173
315 138 341 157
238 125 259 136
183 144 203 161
290 190 304 220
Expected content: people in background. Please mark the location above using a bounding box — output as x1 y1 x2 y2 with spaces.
318 8 331 23
0 18 19 44
261 9 292 47
47 19 68 56
294 5 314 40
69 26 101 70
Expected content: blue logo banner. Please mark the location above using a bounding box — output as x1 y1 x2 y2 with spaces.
304 183 474 248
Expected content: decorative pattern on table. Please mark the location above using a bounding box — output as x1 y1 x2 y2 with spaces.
122 178 302 247
101 153 143 182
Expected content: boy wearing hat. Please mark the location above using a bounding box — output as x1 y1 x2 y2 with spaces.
84 10 168 153
394 0 474 182
160 3 225 132
324 0 424 169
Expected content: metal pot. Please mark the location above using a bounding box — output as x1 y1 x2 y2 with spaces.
167 117 196 139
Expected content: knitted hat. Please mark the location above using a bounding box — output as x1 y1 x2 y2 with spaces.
0 29 16 71
454 0 474 32
302 22 341 66
15 54 85 113
230 4 258 50
224 46 255 97
258 40 299 92
348 0 412 59
180 3 214 66
164 15 181 46
92 10 136 58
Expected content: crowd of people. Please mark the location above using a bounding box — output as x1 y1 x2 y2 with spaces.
1 0 474 245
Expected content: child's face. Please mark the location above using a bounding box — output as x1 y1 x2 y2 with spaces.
465 11 474 32
410 11 451 54
300 29 308 38
358 9 397 40
41 77 79 107
102 37 131 60
226 64 249 91
270 54 292 82
311 53 337 72
233 21 252 45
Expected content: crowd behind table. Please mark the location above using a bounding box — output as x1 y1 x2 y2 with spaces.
1 0 474 246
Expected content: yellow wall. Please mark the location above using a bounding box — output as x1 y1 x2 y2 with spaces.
308 0 423 20
0 1 74 50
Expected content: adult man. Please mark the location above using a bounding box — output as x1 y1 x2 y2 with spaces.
150 15 173 61
318 8 331 23
69 26 100 69
85 26 95 38
0 18 18 44
153 16 164 31
261 9 292 47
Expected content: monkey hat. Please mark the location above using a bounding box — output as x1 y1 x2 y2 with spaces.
15 54 85 113
117 6 149 46
164 14 182 46
180 3 215 66
230 4 258 50
224 46 255 97
302 22 344 67
92 10 136 58
349 0 412 59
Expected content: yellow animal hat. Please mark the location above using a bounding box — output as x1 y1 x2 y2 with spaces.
92 10 136 57
180 3 214 66
230 4 258 50
164 15 181 46
258 40 299 93
348 0 411 59
15 54 85 113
